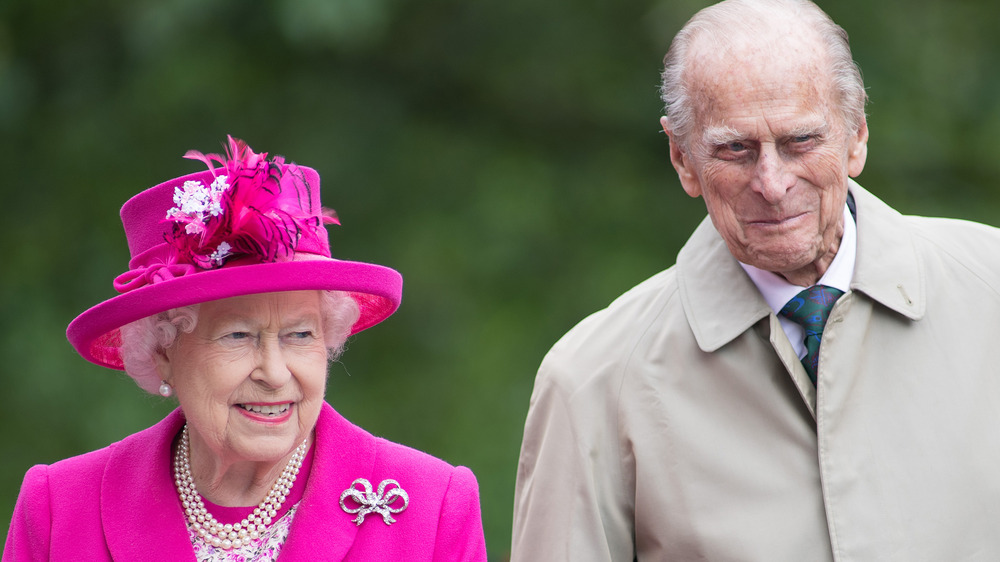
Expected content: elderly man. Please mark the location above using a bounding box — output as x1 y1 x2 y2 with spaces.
511 0 1000 560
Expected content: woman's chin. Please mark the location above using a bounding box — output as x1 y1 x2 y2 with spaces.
227 433 302 465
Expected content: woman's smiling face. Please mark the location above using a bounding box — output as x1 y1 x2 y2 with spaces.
157 290 329 466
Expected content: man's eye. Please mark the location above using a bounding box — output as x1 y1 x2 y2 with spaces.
726 141 748 152
785 135 819 152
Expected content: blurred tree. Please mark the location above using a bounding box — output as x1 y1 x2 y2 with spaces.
2 0 1000 559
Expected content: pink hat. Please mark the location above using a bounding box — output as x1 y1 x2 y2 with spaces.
67 136 402 370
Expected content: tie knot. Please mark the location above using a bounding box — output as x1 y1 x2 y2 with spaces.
780 285 844 385
780 285 845 331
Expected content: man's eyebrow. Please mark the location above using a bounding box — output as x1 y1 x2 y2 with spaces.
784 121 830 138
702 125 744 146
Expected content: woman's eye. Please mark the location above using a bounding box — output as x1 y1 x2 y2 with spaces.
289 331 314 339
227 332 251 340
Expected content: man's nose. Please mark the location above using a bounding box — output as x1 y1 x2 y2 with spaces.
750 144 795 203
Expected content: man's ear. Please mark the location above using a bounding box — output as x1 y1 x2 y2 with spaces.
661 116 703 198
847 117 869 178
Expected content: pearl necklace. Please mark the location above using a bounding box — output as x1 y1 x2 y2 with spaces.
173 424 308 551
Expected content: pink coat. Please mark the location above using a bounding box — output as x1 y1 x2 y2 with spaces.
4 403 487 561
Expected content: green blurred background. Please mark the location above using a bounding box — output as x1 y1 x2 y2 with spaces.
2 0 1000 558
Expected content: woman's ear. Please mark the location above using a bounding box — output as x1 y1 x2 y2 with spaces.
153 348 172 380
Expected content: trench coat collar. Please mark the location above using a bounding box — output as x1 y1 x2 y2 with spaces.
677 181 925 353
101 402 372 561
848 181 926 321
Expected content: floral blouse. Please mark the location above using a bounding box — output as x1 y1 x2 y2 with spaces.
190 504 299 562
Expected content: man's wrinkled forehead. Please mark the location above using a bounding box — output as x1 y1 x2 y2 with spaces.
683 25 835 122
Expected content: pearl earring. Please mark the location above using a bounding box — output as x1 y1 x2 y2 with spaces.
158 380 174 397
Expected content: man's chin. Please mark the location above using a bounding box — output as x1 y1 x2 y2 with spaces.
740 246 825 280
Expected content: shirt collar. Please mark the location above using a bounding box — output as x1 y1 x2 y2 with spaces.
739 203 857 314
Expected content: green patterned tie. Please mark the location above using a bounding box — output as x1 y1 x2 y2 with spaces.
779 285 845 384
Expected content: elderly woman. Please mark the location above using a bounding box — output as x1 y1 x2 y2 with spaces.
4 137 487 561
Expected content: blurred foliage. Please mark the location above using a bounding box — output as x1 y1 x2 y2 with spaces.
2 0 1000 558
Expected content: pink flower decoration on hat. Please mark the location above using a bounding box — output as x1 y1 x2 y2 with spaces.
163 135 339 271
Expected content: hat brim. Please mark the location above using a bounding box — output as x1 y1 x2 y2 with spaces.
67 258 402 370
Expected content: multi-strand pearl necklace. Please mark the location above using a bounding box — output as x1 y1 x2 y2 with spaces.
173 424 308 551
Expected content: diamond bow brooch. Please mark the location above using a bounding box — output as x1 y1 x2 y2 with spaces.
340 478 409 526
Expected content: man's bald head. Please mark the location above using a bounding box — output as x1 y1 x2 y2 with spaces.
660 0 867 150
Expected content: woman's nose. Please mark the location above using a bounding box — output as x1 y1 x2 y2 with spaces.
250 337 292 388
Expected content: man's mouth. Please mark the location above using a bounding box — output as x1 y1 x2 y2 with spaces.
747 212 806 227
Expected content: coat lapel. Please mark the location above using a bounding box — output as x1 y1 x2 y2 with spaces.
277 402 376 560
675 182 926 417
101 409 196 561
677 215 773 353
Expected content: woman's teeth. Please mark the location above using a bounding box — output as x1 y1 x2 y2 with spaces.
239 404 291 416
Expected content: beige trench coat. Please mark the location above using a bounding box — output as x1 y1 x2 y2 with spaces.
512 183 1000 561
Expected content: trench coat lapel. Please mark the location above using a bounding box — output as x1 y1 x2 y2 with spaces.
677 215 772 353
676 213 828 413
101 409 195 561
675 183 925 418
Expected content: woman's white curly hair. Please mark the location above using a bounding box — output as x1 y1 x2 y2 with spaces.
119 291 361 394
